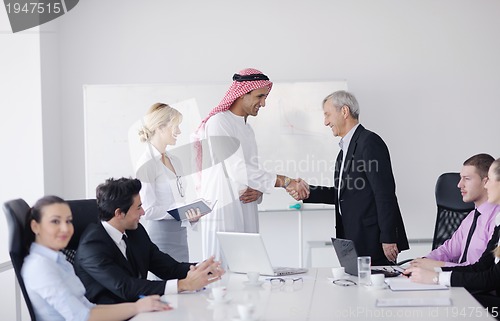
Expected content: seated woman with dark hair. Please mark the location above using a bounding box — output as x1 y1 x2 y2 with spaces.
21 195 171 321
406 158 500 314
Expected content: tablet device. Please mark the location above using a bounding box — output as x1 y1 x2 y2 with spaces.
167 199 216 221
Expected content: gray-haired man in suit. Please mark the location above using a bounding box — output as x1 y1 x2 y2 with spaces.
292 90 409 265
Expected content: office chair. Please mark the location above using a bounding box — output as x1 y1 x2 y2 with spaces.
397 172 475 265
432 172 475 250
3 198 37 321
62 199 99 264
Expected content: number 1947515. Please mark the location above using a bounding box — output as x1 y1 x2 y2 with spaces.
5 2 62 14
445 306 498 318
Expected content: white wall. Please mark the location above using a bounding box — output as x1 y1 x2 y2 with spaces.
53 0 500 242
0 8 45 321
0 15 44 261
41 19 63 196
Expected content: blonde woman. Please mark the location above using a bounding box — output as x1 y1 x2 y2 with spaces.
135 103 201 262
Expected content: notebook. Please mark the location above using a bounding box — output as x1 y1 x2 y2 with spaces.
331 238 401 277
384 277 448 291
217 232 308 276
167 199 217 221
376 297 451 307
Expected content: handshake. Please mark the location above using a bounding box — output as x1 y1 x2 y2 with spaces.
239 177 310 204
285 178 310 201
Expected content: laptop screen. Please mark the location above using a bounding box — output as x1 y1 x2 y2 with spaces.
217 232 308 276
331 238 402 277
217 232 275 275
331 238 360 275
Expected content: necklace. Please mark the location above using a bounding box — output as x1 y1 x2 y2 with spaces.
160 151 184 197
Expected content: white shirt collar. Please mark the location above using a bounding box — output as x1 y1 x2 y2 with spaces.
147 142 163 160
146 142 181 172
227 110 247 124
339 123 360 151
101 221 125 245
30 242 66 263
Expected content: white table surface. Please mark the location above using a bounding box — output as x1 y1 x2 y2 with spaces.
130 268 496 321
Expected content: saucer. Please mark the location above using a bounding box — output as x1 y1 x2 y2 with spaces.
365 283 388 290
243 280 264 287
207 296 231 304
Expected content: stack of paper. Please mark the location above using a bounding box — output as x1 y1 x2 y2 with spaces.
376 297 452 307
386 277 448 291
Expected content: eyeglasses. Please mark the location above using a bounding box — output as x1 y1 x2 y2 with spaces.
266 277 303 288
332 279 357 287
176 175 185 197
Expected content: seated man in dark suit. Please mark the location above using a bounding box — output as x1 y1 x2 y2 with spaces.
74 177 224 304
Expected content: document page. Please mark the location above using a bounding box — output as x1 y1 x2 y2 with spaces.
386 277 448 291
376 297 452 307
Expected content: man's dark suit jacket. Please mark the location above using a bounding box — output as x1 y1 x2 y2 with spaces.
74 222 191 304
304 125 409 265
443 225 500 293
442 225 500 310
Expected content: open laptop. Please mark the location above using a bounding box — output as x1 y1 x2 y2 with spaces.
217 232 308 276
331 238 402 277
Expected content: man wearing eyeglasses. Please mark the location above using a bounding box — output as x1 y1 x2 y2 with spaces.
195 68 309 264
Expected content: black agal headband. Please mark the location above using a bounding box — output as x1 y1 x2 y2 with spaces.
232 73 270 82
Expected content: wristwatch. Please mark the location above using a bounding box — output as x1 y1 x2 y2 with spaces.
283 177 292 188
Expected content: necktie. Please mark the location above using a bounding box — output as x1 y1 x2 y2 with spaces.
122 234 139 277
335 139 344 187
459 209 481 264
336 140 344 215
336 150 343 185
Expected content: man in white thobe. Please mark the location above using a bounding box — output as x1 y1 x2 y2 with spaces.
195 68 308 262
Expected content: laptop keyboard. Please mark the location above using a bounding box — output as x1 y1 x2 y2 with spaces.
274 267 308 275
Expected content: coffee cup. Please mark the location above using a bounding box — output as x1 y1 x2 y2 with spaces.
237 303 255 321
331 267 345 279
211 286 226 301
370 274 385 287
247 271 260 284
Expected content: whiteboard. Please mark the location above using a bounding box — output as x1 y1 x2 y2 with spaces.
83 81 347 210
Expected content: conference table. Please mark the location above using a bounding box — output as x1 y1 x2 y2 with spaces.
130 268 496 321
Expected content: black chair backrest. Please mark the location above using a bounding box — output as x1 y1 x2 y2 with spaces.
66 199 99 250
3 199 37 321
60 199 99 265
432 172 475 250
